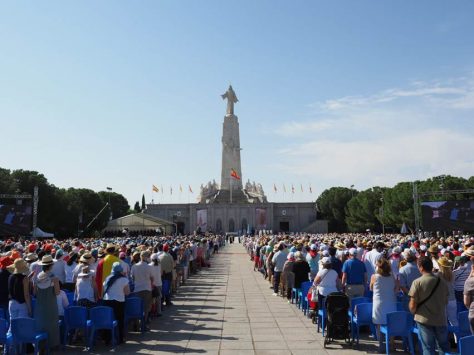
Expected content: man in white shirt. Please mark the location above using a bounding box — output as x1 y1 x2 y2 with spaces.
131 251 154 325
364 241 384 282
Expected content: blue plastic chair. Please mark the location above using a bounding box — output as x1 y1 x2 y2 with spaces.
457 301 467 314
7 317 49 355
352 302 377 344
459 335 474 354
448 311 471 352
124 297 145 334
348 297 371 329
87 307 118 350
63 306 88 346
298 281 312 315
316 297 327 336
65 292 75 307
291 287 301 305
0 318 8 354
380 311 415 355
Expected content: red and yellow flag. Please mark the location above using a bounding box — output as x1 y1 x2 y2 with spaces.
189 185 193 193
152 185 159 193
273 183 277 193
230 168 241 180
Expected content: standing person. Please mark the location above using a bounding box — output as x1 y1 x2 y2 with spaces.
399 249 422 295
271 243 288 296
96 244 120 298
365 242 384 282
75 266 97 308
328 247 343 278
149 253 163 317
51 249 66 286
281 252 295 300
370 258 398 350
0 256 13 313
131 251 154 326
64 252 78 292
437 257 457 329
342 248 367 300
409 256 449 354
7 258 32 320
313 257 340 307
158 244 174 306
453 256 470 303
463 249 474 334
34 255 60 350
306 244 320 281
102 262 130 344
292 251 311 292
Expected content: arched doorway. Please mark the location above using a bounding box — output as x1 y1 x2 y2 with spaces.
215 219 222 233
228 219 235 232
241 218 248 233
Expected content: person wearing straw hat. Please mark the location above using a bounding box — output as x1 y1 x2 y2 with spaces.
34 255 60 349
438 257 458 331
463 248 474 334
7 258 32 321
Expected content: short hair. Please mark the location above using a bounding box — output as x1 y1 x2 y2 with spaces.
328 247 336 256
375 242 385 251
376 258 391 277
417 256 433 272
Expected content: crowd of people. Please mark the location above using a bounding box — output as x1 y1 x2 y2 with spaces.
0 233 224 351
245 232 474 354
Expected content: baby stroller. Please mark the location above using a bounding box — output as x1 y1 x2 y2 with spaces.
323 292 351 348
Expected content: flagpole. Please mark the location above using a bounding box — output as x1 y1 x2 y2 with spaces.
230 176 233 204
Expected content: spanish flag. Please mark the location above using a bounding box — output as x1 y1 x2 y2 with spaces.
179 184 183 193
152 185 159 193
230 168 241 180
189 185 193 193
309 185 313 193
273 183 277 193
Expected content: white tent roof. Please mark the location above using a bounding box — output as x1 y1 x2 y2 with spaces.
33 227 54 238
104 213 174 232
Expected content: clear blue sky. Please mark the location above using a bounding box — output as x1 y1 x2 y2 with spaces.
1 1 473 206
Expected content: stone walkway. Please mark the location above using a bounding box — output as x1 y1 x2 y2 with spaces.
82 242 397 354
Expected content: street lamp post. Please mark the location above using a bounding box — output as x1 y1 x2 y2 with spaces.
106 187 113 220
380 194 385 235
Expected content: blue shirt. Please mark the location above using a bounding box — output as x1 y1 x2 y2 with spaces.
342 258 366 285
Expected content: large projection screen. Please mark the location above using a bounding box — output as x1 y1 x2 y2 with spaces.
421 200 474 231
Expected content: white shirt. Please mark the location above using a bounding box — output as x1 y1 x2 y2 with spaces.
131 262 153 292
65 262 77 283
149 263 162 287
56 290 69 316
103 277 129 302
76 274 95 302
315 269 339 297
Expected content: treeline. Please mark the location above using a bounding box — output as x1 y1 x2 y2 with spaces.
0 168 130 237
316 175 474 233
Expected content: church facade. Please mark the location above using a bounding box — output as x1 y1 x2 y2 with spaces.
145 86 328 235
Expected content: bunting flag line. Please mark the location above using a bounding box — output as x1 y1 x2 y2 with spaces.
152 185 159 193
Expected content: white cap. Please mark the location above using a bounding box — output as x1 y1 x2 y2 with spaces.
321 257 331 265
349 248 357 255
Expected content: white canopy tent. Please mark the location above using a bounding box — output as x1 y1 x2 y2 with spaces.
103 213 175 234
32 227 54 238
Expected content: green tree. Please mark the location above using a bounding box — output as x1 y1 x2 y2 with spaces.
346 187 383 232
98 191 130 220
316 187 357 232
0 168 17 193
134 201 141 213
141 194 146 210
382 182 415 231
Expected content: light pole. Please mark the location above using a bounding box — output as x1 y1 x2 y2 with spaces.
380 193 385 235
350 184 355 198
106 187 113 220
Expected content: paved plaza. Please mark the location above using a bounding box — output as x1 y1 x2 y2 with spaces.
81 242 406 355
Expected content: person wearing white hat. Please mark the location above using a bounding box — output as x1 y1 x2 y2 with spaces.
306 244 319 281
313 257 340 306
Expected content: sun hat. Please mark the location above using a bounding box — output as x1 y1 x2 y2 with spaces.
37 271 50 283
392 246 402 255
438 257 453 268
349 248 357 255
7 258 29 275
111 261 123 274
428 245 438 254
25 253 38 262
79 253 93 264
38 255 54 266
287 252 295 260
463 248 474 258
106 244 117 253
321 257 331 265
151 253 160 261
310 244 317 251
